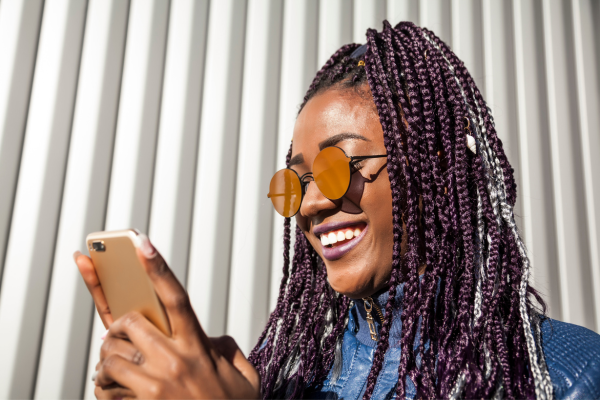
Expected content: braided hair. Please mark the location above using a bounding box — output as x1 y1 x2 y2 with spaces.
248 21 551 400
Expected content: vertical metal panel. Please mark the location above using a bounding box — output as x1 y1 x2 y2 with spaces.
0 0 87 398
481 0 493 100
318 0 352 67
148 0 209 283
571 0 600 330
541 0 596 329
269 0 318 313
227 0 283 354
82 1 170 397
421 0 450 45
512 0 533 252
0 0 43 280
541 0 570 323
553 0 594 329
512 0 561 316
450 0 484 84
34 1 129 398
579 0 600 330
353 0 386 43
387 0 419 25
484 1 522 221
186 0 247 338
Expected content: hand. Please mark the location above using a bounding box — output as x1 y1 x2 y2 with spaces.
92 234 260 399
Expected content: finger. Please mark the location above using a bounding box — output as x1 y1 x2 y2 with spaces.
101 336 145 366
74 251 113 327
94 384 136 400
107 311 165 357
211 335 260 392
133 234 206 342
95 353 147 389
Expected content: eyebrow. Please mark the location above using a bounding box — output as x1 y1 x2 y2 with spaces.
318 132 370 150
289 153 304 167
288 132 370 167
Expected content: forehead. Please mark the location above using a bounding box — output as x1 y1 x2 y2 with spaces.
292 89 383 155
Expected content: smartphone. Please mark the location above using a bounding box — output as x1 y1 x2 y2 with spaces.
86 229 171 336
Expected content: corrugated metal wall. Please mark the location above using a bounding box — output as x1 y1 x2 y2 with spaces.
0 0 598 398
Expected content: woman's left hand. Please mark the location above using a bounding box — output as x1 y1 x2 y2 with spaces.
93 235 260 399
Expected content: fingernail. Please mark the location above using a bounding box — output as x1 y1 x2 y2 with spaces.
101 329 108 340
91 370 98 381
133 233 157 259
73 250 82 263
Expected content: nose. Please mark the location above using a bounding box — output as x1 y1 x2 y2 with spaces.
299 181 337 218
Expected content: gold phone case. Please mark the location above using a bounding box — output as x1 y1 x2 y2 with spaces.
86 229 171 336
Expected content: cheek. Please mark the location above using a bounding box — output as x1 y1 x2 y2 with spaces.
363 170 394 257
295 214 308 232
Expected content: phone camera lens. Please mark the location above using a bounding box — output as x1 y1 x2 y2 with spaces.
92 241 105 252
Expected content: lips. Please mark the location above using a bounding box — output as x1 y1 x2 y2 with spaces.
313 221 368 261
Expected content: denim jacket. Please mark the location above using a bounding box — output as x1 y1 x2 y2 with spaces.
305 285 600 399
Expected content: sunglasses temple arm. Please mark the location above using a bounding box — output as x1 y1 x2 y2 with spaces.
351 154 388 161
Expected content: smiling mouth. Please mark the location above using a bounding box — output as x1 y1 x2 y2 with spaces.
319 223 366 248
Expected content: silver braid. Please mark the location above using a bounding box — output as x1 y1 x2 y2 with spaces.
423 30 553 399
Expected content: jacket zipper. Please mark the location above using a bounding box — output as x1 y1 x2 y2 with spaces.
363 297 384 341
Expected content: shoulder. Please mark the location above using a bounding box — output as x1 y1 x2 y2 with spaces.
541 318 600 399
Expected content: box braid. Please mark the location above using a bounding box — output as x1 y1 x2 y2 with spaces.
249 21 551 400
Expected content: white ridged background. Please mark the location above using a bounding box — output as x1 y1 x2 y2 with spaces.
0 0 598 398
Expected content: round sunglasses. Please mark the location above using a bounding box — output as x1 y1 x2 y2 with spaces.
267 146 387 217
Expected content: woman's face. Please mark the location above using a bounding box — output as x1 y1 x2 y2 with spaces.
292 87 394 300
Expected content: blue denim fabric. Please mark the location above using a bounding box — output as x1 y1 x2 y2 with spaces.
304 283 600 400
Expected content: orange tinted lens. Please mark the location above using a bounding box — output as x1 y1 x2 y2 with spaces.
268 169 302 217
313 147 350 200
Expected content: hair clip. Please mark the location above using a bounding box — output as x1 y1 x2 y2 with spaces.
424 50 428 60
464 117 476 154
357 60 365 67
466 134 476 154
350 44 367 59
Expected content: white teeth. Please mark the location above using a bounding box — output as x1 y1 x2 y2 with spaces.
328 232 338 244
321 227 364 247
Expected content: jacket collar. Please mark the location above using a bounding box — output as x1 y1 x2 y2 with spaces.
348 274 436 349
349 282 407 348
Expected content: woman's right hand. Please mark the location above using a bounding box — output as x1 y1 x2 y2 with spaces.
73 251 113 328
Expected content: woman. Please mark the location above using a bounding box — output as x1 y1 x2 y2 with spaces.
75 22 600 399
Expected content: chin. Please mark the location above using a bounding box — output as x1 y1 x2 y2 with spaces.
326 266 374 300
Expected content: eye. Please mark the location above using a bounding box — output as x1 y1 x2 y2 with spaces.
350 160 364 174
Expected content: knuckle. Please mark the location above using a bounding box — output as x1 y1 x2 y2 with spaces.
220 335 236 347
147 382 164 398
103 353 119 372
167 357 187 379
154 259 169 277
99 338 113 360
122 310 142 328
94 386 105 399
170 292 191 312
